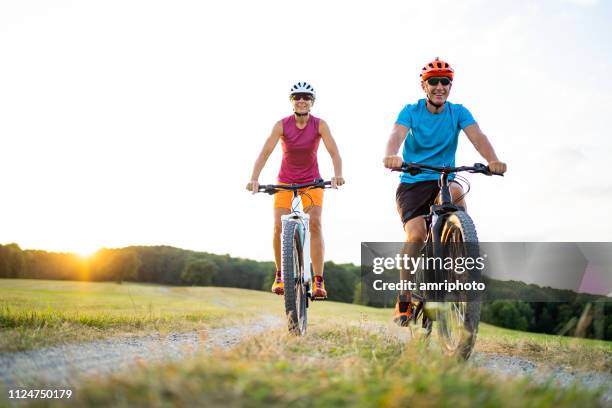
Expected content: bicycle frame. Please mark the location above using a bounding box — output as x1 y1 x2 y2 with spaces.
429 171 461 243
258 179 332 297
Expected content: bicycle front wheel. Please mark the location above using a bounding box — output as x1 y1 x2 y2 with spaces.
281 220 307 336
435 210 481 360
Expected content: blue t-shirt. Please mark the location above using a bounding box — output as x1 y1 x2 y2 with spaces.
395 99 476 183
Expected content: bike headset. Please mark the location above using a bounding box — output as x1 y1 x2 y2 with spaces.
420 57 454 110
289 82 316 117
412 167 472 204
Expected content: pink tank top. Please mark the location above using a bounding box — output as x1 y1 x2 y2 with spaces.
277 114 322 184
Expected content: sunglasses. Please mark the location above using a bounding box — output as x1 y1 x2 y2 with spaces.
291 93 313 101
426 77 451 86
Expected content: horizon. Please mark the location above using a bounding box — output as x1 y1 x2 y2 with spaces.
1 0 611 264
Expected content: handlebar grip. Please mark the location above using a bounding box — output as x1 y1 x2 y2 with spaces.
257 185 276 194
475 163 504 177
400 162 421 176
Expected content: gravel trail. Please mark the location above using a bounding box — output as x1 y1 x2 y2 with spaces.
470 351 612 403
352 320 612 403
0 315 283 389
1 316 609 403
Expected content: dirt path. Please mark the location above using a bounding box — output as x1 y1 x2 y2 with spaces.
1 315 610 403
351 320 612 403
470 351 612 403
0 315 283 389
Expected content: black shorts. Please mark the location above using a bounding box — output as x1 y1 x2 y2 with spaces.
395 180 460 225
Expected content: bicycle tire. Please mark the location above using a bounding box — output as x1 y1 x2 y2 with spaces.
436 210 481 360
281 219 307 335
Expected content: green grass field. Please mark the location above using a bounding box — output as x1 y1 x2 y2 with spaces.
1 279 610 407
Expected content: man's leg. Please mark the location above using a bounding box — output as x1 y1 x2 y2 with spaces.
400 216 428 296
394 181 438 325
394 217 428 326
448 181 467 211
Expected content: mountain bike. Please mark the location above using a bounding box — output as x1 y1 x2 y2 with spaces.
257 179 333 335
394 162 501 359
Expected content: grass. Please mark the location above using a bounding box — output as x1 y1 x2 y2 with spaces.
477 323 612 373
0 279 610 407
0 279 278 352
20 321 608 408
1 278 610 374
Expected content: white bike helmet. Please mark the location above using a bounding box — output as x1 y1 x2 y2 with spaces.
289 82 316 99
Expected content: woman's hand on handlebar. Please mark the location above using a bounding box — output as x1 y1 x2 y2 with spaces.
331 176 345 189
246 180 259 194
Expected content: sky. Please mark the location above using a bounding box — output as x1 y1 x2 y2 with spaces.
1 0 611 264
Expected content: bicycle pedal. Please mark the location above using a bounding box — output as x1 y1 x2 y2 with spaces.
311 296 327 301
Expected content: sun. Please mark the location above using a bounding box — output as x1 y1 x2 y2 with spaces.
73 246 100 259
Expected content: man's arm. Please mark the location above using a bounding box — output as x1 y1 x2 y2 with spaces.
319 120 345 188
246 121 282 193
463 123 507 174
383 124 409 168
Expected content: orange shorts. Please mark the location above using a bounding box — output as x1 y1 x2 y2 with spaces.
273 185 324 209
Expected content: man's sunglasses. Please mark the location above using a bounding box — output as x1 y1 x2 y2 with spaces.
291 93 314 101
426 77 451 86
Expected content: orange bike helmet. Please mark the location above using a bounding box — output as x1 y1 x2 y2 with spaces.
420 57 454 81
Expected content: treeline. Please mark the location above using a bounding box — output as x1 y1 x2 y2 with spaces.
0 243 359 303
481 300 612 340
480 277 612 340
0 243 610 340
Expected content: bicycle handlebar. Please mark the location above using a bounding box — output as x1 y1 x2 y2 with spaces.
394 162 504 177
257 179 333 195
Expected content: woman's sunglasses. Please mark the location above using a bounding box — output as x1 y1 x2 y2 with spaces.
426 77 451 86
291 93 314 101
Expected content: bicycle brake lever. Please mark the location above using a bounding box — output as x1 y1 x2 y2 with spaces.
477 163 505 177
470 163 492 176
397 164 421 176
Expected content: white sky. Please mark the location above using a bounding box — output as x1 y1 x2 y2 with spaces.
1 0 611 264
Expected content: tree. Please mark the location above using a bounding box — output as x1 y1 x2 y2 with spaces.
353 281 369 305
482 300 533 332
90 249 140 283
181 259 218 286
0 243 24 278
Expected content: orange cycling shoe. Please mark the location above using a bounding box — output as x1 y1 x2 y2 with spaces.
271 271 284 295
393 294 413 327
312 275 327 300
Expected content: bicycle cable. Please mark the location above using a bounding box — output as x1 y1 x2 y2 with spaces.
291 188 313 215
451 173 471 204
409 167 472 205
302 187 317 209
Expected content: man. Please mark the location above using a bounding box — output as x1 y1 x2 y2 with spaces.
247 82 345 299
383 58 507 325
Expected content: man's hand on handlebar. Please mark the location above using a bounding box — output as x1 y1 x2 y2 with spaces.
383 155 403 169
487 160 507 175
